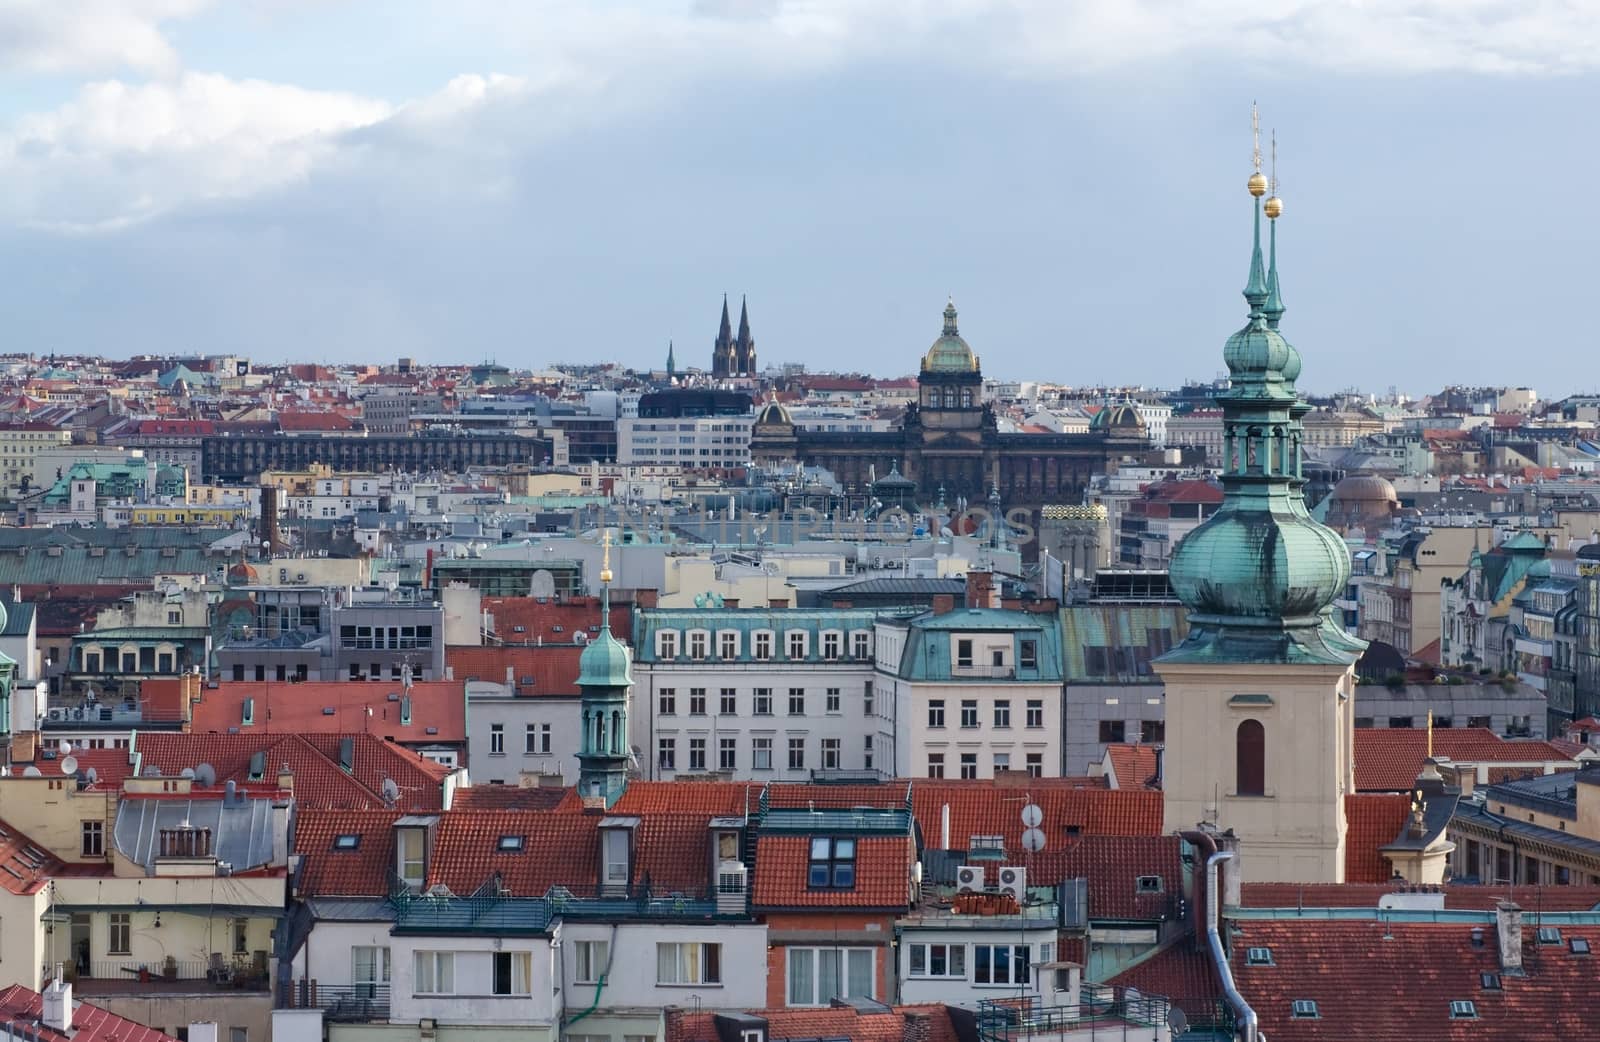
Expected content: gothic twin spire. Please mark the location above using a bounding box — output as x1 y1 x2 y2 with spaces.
712 294 757 378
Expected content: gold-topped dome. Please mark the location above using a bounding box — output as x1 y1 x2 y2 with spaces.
1264 194 1282 219
1248 171 1268 196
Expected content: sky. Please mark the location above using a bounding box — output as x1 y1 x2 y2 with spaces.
1 1 1597 394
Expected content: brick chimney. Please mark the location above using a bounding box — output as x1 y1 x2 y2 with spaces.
900 1011 932 1042
722 597 740 609
634 588 659 609
1496 901 1523 972
965 570 998 609
930 594 956 616
768 597 787 608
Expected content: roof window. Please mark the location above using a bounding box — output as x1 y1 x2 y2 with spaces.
333 834 361 850
1479 972 1501 990
1290 1000 1317 1019
1572 938 1592 955
1450 1000 1477 1019
1245 947 1273 966
497 835 525 852
1538 926 1562 945
1136 875 1163 894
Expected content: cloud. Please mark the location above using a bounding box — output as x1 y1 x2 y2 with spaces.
0 0 213 77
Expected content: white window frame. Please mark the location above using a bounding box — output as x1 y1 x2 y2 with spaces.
786 630 808 659
786 947 874 1006
753 631 774 660
396 828 426 889
753 738 773 770
851 630 871 659
573 939 609 984
491 950 533 996
656 630 679 660
687 629 710 660
656 942 721 985
413 951 455 995
908 942 966 979
821 630 842 660
718 630 740 658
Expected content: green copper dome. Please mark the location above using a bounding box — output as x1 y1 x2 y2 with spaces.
922 299 979 373
1162 188 1361 667
577 625 632 687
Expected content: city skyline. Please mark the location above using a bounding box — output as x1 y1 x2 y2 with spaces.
1 3 1596 388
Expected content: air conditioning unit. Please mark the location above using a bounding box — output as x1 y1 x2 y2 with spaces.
717 861 748 915
956 865 985 893
998 866 1027 904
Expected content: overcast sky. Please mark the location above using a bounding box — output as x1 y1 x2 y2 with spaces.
1 1 1597 394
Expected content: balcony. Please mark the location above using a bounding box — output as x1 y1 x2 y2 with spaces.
280 982 390 1022
52 958 270 996
952 665 1017 679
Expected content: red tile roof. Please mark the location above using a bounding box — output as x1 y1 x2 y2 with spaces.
751 835 913 910
294 809 402 898
0 816 61 895
671 1005 960 1042
1026 835 1183 920
1343 792 1411 883
445 645 584 698
0 984 177 1042
428 810 601 897
277 411 355 432
1105 743 1160 789
1232 918 1600 1041
135 733 452 811
479 595 630 645
190 681 467 745
1240 883 1600 911
1106 941 1222 1025
1354 728 1578 791
450 786 579 811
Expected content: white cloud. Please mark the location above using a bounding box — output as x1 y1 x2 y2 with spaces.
0 0 213 77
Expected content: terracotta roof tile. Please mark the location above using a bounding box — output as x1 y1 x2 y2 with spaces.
752 835 913 910
1105 744 1160 789
479 595 630 645
1233 919 1600 1041
450 786 580 811
1354 728 1578 791
1106 942 1222 1025
0 816 62 895
669 1005 960 1042
191 680 467 745
0 984 177 1042
445 645 585 698
294 809 402 898
1240 882 1600 911
1344 792 1411 883
428 810 601 897
1024 836 1183 920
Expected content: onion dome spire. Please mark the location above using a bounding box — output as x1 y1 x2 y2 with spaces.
1263 129 1286 330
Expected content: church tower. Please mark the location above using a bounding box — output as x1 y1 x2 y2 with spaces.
735 296 757 375
711 296 735 378
576 529 633 807
1156 112 1366 884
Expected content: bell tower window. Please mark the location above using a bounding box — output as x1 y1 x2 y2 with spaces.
1236 718 1265 796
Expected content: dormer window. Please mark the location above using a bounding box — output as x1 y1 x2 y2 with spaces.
333 834 361 850
1450 1000 1477 1019
1246 947 1273 966
1538 926 1562 945
719 631 740 658
852 631 871 659
688 631 709 660
807 837 855 890
497 835 525 852
1290 999 1317 1019
787 631 808 659
821 631 842 660
396 827 427 890
753 631 774 660
656 631 679 660
1136 875 1164 894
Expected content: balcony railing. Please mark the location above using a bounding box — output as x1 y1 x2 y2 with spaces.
280 981 390 1021
953 665 1018 679
49 959 270 994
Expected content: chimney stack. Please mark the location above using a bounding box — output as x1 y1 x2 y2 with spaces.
965 570 998 609
277 764 294 793
900 1011 932 1042
1496 901 1524 973
930 594 956 616
41 969 71 1033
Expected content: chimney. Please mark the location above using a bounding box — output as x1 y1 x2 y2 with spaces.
634 588 659 609
1496 902 1523 972
768 597 787 608
277 764 294 792
900 1011 932 1042
930 594 956 616
42 970 71 1033
722 597 740 609
965 570 998 609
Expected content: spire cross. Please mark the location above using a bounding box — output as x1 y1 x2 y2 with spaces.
1251 102 1262 173
1270 128 1278 195
600 527 613 585
1426 710 1434 759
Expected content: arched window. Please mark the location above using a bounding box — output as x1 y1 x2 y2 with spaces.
943 388 956 407
1236 719 1265 796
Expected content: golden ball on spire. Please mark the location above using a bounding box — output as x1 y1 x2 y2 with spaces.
1248 172 1268 196
1264 195 1283 219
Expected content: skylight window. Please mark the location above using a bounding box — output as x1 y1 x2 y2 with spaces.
1246 947 1273 966
1450 1000 1477 1019
1572 938 1592 955
497 835 525 852
333 835 361 850
1480 973 1501 990
1290 999 1317 1019
1136 875 1164 894
1538 926 1562 945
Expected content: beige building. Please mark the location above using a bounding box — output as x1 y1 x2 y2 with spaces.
1360 525 1479 657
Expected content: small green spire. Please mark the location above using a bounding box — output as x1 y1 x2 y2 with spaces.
1244 199 1268 312
666 339 676 376
1263 217 1285 329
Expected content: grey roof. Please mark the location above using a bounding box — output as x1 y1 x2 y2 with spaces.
114 795 280 873
826 578 965 596
1 601 34 636
305 897 397 922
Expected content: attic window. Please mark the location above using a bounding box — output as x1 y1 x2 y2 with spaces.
1480 973 1501 990
1450 1000 1477 1020
1572 938 1592 955
333 835 361 850
1245 947 1273 966
807 837 855 890
497 835 525 852
1290 999 1317 1019
513 626 526 633
1538 926 1562 945
1136 875 1164 894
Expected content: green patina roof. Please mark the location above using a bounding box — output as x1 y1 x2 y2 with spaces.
921 300 979 374
576 626 632 687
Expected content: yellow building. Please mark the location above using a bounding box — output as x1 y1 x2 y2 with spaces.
129 504 251 526
0 423 73 490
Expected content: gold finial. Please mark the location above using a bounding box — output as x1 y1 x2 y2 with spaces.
1248 102 1267 196
1426 709 1434 759
1264 128 1283 219
600 527 613 585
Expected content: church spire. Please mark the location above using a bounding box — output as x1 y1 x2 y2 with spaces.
576 527 633 807
1263 129 1285 329
712 295 734 378
735 296 755 375
665 339 676 378
1244 104 1269 312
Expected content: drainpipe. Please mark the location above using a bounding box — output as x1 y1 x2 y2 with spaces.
1185 840 1258 1042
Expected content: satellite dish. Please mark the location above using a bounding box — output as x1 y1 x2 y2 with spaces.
195 763 217 787
1167 1007 1190 1036
60 741 73 756
1021 828 1047 853
59 756 78 776
180 767 196 779
22 767 41 777
143 766 162 777
381 777 401 804
86 768 99 784
1020 803 1043 829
